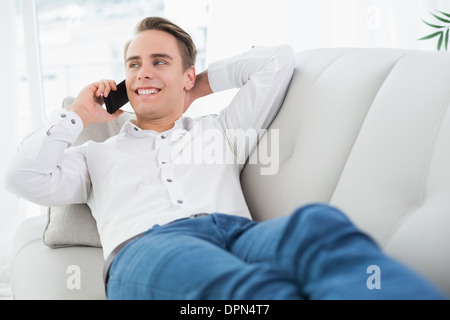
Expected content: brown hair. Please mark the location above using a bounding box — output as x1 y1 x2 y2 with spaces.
124 17 197 71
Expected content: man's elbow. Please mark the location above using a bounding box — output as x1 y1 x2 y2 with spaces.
4 168 26 198
5 169 55 207
276 44 296 73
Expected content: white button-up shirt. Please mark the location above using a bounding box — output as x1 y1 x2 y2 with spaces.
6 45 295 259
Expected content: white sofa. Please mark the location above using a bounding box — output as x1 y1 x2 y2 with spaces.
12 48 450 299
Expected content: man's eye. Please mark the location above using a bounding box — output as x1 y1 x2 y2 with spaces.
129 63 139 68
154 60 166 66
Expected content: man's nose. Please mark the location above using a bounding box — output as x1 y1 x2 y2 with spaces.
137 64 154 80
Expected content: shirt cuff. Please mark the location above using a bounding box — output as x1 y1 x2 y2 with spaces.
46 110 84 144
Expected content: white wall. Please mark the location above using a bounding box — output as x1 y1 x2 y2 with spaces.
0 0 24 298
206 0 446 63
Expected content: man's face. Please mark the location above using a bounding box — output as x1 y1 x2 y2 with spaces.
125 30 195 123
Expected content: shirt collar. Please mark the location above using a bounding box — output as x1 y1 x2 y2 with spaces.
118 116 193 139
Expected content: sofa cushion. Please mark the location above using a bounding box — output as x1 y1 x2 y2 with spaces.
42 97 135 249
43 204 101 248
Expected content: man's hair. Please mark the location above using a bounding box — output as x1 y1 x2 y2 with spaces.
124 17 197 71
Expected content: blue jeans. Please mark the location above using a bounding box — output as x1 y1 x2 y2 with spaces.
106 204 446 300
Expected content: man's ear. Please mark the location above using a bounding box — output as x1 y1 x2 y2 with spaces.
183 66 196 91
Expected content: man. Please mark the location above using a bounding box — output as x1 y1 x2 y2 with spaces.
6 17 445 300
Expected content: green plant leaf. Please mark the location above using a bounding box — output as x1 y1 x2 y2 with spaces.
446 28 449 51
430 11 450 24
437 10 450 19
422 19 446 28
418 31 443 41
438 32 444 50
419 10 450 51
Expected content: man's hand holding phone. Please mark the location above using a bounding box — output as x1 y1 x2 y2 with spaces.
103 80 129 114
68 79 125 128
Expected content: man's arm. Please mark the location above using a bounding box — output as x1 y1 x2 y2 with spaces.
5 112 90 207
207 45 295 161
5 80 122 207
212 45 295 132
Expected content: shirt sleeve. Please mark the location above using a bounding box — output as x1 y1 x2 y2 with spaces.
207 44 295 163
5 110 91 207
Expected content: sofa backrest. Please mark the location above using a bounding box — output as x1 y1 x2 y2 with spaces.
241 48 450 294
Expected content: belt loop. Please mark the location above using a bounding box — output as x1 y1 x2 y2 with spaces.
189 213 209 219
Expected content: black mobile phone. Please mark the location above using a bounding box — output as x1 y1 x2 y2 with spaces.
103 80 129 114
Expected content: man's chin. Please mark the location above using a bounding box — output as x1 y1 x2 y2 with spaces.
130 102 160 116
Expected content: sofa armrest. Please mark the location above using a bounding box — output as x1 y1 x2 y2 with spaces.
12 215 106 300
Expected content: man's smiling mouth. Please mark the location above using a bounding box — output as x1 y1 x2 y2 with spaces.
135 88 161 96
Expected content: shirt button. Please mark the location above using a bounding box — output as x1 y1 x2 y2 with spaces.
160 135 166 139
60 114 66 118
134 127 139 132
161 162 167 165
166 179 173 183
71 119 76 124
177 200 184 204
